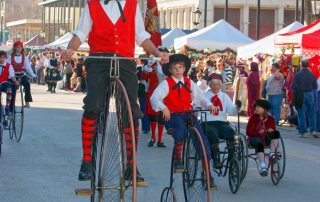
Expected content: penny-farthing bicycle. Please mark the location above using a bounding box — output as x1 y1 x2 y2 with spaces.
8 73 26 142
161 110 211 202
76 55 158 202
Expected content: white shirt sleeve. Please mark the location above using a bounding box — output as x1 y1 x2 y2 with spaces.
150 80 169 112
224 93 238 116
135 4 151 46
8 65 15 78
191 80 212 108
24 57 36 77
73 4 92 43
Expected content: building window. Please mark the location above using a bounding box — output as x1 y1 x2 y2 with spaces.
249 8 275 40
284 9 297 27
214 7 241 30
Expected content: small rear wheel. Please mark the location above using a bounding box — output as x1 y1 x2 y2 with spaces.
160 187 177 202
228 158 240 194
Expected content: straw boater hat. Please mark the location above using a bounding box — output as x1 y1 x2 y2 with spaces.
162 54 191 76
254 99 271 110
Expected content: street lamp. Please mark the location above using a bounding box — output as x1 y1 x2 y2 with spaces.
40 30 46 38
59 26 65 36
192 8 202 30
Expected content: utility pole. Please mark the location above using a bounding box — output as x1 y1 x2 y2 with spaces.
225 0 229 22
256 0 261 39
295 0 299 21
301 0 305 24
204 0 208 27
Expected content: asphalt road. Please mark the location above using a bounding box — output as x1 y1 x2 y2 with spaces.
0 84 319 202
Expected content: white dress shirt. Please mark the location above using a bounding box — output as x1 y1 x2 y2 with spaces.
150 76 212 112
204 91 238 122
73 0 150 46
6 55 36 77
0 62 15 79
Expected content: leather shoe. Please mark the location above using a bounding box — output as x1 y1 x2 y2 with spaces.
78 161 93 181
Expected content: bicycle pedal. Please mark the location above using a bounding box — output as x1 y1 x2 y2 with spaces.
137 181 149 187
75 188 93 196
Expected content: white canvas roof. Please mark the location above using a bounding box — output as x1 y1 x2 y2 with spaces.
161 28 186 48
174 19 253 50
237 21 304 59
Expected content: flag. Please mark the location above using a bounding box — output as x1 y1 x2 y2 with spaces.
144 0 162 49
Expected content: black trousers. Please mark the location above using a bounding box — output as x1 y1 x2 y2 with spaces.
83 53 143 127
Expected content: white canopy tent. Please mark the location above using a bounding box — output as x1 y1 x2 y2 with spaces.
42 32 73 49
161 28 186 49
42 32 89 51
237 21 304 59
174 19 253 50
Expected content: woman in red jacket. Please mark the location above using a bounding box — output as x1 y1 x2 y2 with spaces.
246 99 280 177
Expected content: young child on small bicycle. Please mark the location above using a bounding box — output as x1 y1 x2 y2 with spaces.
0 51 19 119
151 54 217 188
246 99 280 177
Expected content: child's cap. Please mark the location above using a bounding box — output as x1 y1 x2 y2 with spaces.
254 99 271 110
162 54 191 76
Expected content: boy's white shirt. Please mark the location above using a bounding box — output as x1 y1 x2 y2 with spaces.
203 90 238 122
150 76 212 112
0 62 15 79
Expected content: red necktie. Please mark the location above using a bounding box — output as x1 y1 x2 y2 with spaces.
211 95 223 115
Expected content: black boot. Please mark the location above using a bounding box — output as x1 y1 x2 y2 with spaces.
125 164 148 187
226 139 235 160
78 161 93 181
211 144 222 169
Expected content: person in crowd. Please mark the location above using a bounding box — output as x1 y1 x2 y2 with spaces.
215 58 228 92
266 63 284 125
224 59 234 91
30 56 37 83
61 0 169 184
235 62 248 78
201 73 241 169
7 41 36 108
0 50 19 119
187 56 198 82
36 52 47 85
196 72 208 93
292 59 319 138
202 60 215 80
246 99 280 177
246 62 261 117
64 60 74 91
136 55 150 134
70 62 78 89
73 77 82 92
317 65 320 136
45 52 61 93
151 54 216 189
141 59 166 148
76 57 86 93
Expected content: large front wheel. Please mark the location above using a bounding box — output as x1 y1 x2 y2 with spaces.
13 86 24 142
182 127 210 202
95 79 136 202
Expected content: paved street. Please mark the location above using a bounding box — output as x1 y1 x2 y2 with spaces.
0 84 319 202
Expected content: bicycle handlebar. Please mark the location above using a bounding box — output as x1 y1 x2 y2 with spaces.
72 55 161 61
0 80 14 86
171 109 211 115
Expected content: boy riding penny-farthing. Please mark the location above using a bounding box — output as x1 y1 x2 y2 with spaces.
61 0 169 201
